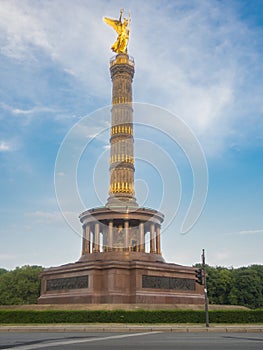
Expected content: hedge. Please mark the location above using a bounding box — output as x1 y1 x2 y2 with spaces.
0 309 263 324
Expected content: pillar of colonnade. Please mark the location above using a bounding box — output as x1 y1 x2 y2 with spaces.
81 221 161 255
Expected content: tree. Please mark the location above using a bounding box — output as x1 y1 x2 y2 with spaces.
0 265 43 305
196 263 263 308
0 268 8 276
233 266 263 308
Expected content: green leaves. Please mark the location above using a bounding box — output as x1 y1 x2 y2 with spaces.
206 265 263 309
0 309 263 324
0 265 43 305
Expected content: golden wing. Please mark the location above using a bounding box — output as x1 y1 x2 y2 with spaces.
103 17 122 35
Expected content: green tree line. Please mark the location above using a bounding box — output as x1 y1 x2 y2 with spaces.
0 264 262 308
205 264 263 308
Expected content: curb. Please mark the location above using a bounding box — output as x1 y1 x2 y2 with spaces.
1 325 263 333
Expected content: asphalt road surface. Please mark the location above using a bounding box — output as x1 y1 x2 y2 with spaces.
0 332 263 350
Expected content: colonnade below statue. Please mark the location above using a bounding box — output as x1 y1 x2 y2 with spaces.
81 220 161 255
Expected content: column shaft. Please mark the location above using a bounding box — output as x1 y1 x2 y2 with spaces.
85 224 91 254
107 54 137 206
139 222 145 252
94 223 100 252
124 221 129 251
108 221 113 252
102 225 108 252
91 230 94 253
81 226 85 256
156 225 161 254
150 223 156 253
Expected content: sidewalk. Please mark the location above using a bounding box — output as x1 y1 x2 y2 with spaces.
1 324 263 333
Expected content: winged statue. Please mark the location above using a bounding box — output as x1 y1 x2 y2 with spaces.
103 9 130 54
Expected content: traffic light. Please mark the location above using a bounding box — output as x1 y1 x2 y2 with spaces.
195 268 203 285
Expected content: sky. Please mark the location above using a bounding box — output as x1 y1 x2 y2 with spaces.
0 0 262 270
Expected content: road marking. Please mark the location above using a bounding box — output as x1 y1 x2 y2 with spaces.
2 331 161 350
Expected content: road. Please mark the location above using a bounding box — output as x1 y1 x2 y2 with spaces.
0 332 263 350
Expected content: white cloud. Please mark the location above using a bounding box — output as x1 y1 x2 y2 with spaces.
0 253 16 261
239 229 263 236
26 211 63 224
130 2 262 154
0 140 12 152
225 229 263 236
0 1 51 60
0 0 112 94
71 118 110 142
11 107 55 115
0 0 262 155
0 102 58 116
26 210 78 224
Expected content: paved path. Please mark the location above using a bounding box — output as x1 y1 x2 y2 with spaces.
0 331 263 350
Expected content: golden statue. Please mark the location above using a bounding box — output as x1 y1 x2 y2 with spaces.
103 9 130 54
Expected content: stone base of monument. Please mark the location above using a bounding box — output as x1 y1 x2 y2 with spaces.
38 252 204 305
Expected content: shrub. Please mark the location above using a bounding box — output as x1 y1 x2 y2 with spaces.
0 309 263 324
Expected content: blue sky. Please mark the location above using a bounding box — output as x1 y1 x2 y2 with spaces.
0 0 262 269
